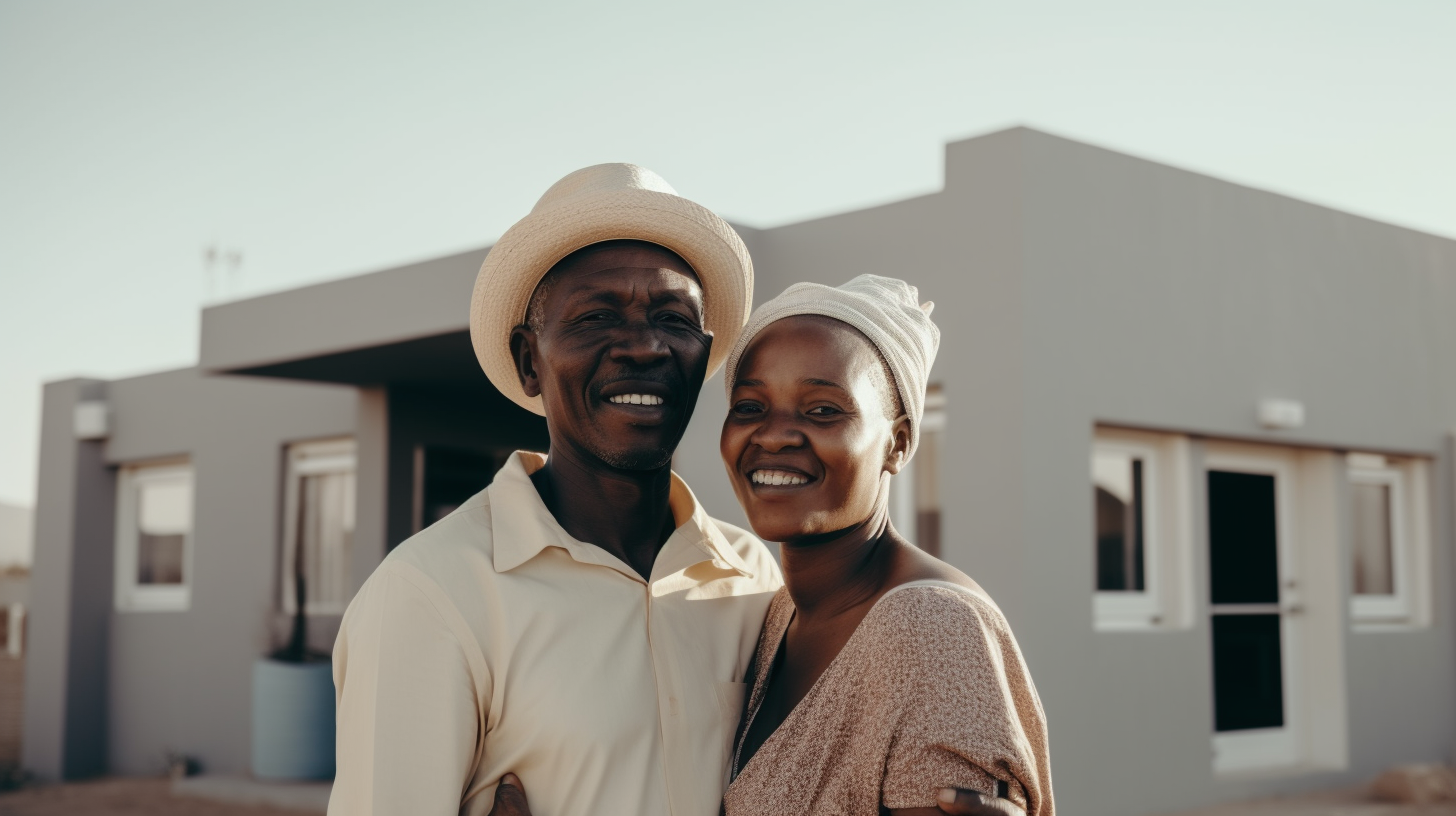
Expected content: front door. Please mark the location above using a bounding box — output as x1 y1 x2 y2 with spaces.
1205 445 1303 772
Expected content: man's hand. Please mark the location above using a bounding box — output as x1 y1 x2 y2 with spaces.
935 787 1026 816
488 773 532 816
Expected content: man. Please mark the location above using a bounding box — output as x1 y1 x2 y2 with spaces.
329 164 1018 816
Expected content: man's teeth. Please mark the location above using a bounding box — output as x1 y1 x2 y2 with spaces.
608 394 664 406
751 469 809 486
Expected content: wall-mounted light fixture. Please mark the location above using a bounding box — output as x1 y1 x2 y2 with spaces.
1257 398 1305 430
74 400 110 440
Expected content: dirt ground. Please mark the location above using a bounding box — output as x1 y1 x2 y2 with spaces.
1160 787 1456 816
1 777 1455 816
0 777 321 816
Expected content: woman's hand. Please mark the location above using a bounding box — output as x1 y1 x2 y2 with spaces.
488 774 531 816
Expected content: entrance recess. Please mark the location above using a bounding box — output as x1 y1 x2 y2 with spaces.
1205 446 1303 773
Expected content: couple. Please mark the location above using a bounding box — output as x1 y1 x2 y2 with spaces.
329 164 1053 816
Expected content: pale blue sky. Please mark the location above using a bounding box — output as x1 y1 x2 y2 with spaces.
2 0 1453 506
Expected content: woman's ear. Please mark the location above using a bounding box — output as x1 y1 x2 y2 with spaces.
885 414 912 475
510 326 542 398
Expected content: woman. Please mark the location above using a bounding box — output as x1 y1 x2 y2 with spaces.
719 275 1053 816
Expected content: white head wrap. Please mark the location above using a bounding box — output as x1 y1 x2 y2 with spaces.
724 274 941 459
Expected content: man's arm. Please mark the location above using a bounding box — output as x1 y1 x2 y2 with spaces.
329 566 485 816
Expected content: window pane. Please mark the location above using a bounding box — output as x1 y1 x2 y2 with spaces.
136 474 190 585
1207 471 1279 605
138 533 185 585
914 425 942 557
138 476 191 536
297 470 354 609
1093 452 1144 592
1212 614 1285 732
1351 482 1394 596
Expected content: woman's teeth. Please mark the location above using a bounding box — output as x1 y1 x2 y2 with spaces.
751 469 809 486
608 394 664 406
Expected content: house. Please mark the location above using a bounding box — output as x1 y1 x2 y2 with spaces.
23 128 1456 816
0 501 31 767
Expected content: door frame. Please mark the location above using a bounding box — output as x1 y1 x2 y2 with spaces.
1204 443 1305 773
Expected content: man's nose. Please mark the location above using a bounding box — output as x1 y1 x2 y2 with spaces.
607 324 672 365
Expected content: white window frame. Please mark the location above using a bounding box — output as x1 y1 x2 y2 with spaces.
890 387 945 550
114 461 194 613
1347 453 1431 629
1092 427 1194 631
281 438 356 616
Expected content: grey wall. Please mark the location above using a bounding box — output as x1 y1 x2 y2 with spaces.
23 369 359 777
24 379 115 781
1012 128 1456 814
680 127 1456 815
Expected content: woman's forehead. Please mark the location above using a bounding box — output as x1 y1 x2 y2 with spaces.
740 315 881 380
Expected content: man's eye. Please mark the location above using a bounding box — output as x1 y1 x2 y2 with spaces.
659 312 697 327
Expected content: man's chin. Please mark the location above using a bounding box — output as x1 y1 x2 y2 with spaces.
596 446 675 471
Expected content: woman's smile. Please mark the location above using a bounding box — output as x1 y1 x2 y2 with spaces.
721 314 904 543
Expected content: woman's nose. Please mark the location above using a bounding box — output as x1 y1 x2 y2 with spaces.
749 410 803 452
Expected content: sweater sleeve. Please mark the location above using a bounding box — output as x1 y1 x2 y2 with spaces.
878 587 1054 816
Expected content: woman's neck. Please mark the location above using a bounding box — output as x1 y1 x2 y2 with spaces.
778 500 900 620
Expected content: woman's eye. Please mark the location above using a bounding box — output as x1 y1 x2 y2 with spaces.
806 405 842 417
731 401 763 415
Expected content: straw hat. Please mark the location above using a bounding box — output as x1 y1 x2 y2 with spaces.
470 163 754 415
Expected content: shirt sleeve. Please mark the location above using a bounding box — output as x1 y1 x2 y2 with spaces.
879 588 1054 816
329 563 487 816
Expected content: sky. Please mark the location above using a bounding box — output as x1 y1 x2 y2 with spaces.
1 0 1454 506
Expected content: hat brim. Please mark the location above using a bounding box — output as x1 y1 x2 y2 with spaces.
470 188 753 415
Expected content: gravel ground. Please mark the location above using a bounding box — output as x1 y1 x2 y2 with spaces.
0 778 321 816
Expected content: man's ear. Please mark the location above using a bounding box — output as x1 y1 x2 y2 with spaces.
510 326 542 398
885 414 912 476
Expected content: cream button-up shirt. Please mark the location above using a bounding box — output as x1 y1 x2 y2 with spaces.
330 451 782 816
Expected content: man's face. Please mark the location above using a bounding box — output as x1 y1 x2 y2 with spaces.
513 243 712 471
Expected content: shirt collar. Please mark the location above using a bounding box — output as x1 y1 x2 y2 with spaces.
489 451 755 580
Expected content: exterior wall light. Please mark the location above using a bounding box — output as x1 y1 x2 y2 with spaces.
1257 398 1305 430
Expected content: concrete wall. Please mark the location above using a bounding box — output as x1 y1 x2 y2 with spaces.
24 379 115 780
685 127 1456 816
26 369 358 778
99 368 358 776
1014 128 1456 814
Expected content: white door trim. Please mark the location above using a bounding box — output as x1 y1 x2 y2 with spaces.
1205 443 1303 774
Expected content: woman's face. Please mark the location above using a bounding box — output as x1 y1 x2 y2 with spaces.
721 315 908 543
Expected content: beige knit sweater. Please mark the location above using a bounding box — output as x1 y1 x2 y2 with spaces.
723 581 1054 815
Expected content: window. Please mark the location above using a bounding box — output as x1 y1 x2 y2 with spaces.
891 386 944 556
1347 453 1430 628
1092 428 1193 630
282 439 356 615
115 461 194 612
